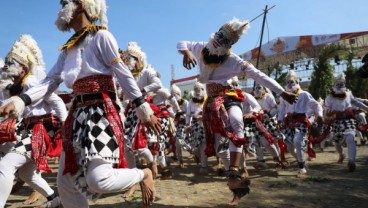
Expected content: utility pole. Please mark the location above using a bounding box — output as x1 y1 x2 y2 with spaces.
254 5 275 87
255 5 275 69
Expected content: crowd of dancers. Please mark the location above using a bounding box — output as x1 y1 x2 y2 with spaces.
0 0 367 207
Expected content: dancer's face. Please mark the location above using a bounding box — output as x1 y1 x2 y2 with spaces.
333 81 346 94
253 85 264 98
1 58 27 85
55 0 78 32
194 86 204 97
285 79 299 92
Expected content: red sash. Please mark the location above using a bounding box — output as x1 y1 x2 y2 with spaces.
0 118 17 144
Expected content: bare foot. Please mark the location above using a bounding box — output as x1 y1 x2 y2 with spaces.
307 157 316 161
122 184 138 199
212 163 221 171
337 155 345 164
241 169 249 178
297 173 306 178
23 191 41 205
227 178 251 206
140 168 156 206
179 160 185 168
228 194 241 207
296 168 307 178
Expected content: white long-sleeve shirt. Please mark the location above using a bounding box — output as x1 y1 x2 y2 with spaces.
186 100 203 125
2 75 67 121
256 93 278 117
152 88 173 106
23 30 143 104
135 66 162 94
178 99 189 113
177 41 284 95
325 91 368 113
168 96 181 114
242 93 262 114
278 90 323 121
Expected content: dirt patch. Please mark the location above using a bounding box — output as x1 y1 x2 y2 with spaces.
6 143 368 208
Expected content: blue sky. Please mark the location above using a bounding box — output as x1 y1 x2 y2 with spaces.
0 0 366 91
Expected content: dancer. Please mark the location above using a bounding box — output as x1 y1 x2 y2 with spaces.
121 42 162 184
0 1 159 207
252 83 288 167
177 17 297 205
185 80 207 175
277 70 323 178
324 73 368 172
171 84 189 168
149 87 180 178
0 34 67 208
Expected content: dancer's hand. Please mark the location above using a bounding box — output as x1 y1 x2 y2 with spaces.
181 50 197 70
185 125 192 134
262 113 269 120
277 121 284 130
243 112 253 120
280 91 298 104
0 103 15 117
145 115 161 136
316 116 324 126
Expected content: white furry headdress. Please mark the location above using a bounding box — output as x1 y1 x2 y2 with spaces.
126 42 147 67
80 0 108 27
335 73 346 83
6 34 45 76
171 84 181 96
193 79 204 90
217 17 250 47
285 70 299 81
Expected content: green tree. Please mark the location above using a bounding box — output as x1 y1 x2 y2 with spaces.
308 44 349 99
345 52 368 98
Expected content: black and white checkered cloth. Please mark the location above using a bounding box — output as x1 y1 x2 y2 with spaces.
281 124 309 150
157 117 170 157
185 119 205 153
12 118 59 158
72 104 120 165
331 118 356 143
263 116 283 138
68 103 124 201
175 123 185 145
124 107 139 149
244 119 257 139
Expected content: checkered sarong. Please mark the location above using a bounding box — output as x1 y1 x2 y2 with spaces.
175 123 186 146
158 117 170 157
124 106 138 149
263 116 283 138
184 119 205 153
72 104 120 165
281 124 309 150
244 119 257 139
67 103 121 201
331 118 356 143
12 118 59 158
